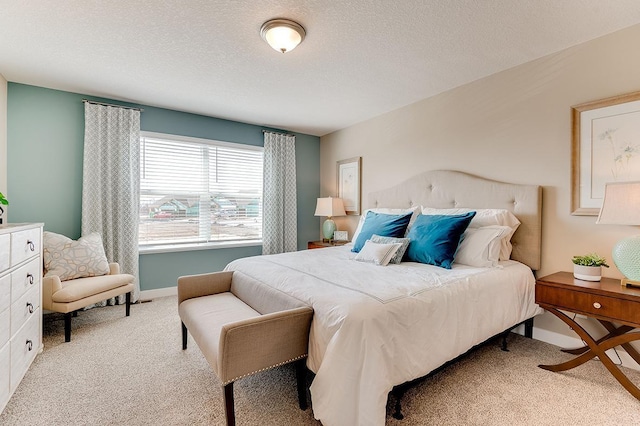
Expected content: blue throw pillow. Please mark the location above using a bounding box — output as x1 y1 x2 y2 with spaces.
351 211 413 253
405 212 476 269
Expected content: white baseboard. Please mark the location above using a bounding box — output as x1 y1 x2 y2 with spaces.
528 326 640 372
139 286 177 301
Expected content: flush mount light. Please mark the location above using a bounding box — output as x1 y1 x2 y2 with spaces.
260 18 306 53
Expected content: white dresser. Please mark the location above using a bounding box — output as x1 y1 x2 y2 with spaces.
0 223 43 413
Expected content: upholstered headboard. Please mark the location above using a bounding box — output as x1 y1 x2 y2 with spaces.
367 170 542 270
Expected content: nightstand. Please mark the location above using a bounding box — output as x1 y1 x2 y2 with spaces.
535 272 640 400
307 240 349 250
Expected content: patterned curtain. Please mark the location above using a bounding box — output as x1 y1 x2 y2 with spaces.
82 102 140 303
262 131 297 254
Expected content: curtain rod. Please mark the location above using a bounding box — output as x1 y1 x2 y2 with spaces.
82 99 144 112
262 129 294 137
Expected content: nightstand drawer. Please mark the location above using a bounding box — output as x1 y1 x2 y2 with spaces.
536 284 640 326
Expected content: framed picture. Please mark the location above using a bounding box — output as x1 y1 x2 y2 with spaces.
572 91 640 215
337 157 361 215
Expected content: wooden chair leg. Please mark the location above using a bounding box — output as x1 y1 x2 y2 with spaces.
295 358 308 410
223 382 235 426
64 312 72 342
125 292 131 316
181 322 188 350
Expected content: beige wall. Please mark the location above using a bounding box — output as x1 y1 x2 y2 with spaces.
0 73 6 198
321 24 640 345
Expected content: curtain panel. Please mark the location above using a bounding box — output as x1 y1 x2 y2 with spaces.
262 132 297 254
82 103 141 303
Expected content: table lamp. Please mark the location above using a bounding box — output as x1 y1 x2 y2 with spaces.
596 181 640 287
314 197 346 241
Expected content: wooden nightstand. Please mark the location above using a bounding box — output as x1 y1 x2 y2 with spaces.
535 272 640 400
307 240 349 250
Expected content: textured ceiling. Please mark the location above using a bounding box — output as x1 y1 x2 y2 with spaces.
1 1 640 136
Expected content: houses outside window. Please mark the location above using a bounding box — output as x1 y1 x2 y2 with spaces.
139 132 263 248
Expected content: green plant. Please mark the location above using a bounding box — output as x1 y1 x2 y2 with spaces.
572 253 609 268
0 192 7 206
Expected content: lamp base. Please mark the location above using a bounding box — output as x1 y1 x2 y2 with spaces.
322 218 336 241
621 278 640 288
612 235 640 282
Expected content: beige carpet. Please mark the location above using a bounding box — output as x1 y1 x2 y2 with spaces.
1 295 640 425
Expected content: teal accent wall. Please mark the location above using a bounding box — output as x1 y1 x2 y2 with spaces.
7 83 320 291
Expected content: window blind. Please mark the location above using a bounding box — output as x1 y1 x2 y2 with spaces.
139 133 263 247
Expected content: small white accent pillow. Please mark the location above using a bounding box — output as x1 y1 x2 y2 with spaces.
351 206 421 243
421 207 520 260
43 232 110 281
454 226 512 268
354 240 402 266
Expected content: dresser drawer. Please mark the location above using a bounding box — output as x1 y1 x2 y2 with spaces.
0 273 10 313
10 257 40 304
0 342 10 412
10 284 40 336
10 227 41 267
536 284 640 326
10 309 40 393
0 308 9 348
0 234 9 273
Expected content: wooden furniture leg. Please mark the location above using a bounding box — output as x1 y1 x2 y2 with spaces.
539 306 640 400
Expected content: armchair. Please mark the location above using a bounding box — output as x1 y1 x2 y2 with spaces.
42 262 134 342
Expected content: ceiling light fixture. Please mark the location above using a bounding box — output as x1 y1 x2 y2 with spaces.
260 18 306 53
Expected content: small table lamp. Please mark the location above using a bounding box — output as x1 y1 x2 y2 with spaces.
314 197 346 241
597 181 640 286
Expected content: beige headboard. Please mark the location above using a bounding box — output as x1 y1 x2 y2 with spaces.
367 170 542 270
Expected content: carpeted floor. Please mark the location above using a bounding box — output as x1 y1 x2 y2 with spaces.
1 295 639 425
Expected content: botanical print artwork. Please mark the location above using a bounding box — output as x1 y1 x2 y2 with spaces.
591 109 640 199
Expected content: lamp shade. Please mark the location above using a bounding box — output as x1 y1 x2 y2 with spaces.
597 181 640 281
260 19 306 53
315 197 346 240
314 197 346 218
597 181 640 225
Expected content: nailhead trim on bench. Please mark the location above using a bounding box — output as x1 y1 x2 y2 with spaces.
222 354 308 385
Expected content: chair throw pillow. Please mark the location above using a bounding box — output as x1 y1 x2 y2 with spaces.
43 232 110 281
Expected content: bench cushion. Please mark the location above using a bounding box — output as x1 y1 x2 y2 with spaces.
179 292 260 373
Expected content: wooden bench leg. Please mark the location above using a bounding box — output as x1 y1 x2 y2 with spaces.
181 322 188 350
64 312 72 342
126 292 131 316
295 358 308 410
223 382 235 426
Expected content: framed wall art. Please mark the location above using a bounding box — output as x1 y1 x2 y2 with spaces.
337 157 361 215
571 91 640 215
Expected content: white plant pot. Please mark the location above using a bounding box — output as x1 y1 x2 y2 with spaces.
573 264 601 282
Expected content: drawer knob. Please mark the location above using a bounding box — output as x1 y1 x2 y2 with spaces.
26 339 33 351
27 240 35 252
593 302 602 309
27 273 34 285
26 302 34 314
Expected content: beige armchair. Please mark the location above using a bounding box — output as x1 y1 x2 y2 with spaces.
42 262 134 342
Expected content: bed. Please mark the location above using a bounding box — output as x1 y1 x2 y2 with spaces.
225 170 543 426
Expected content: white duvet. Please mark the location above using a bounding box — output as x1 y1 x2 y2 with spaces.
225 246 542 426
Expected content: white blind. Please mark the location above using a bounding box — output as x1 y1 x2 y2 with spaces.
139 133 263 246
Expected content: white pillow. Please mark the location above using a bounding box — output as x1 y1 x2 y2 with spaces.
421 207 520 260
352 206 421 243
454 226 512 267
43 232 110 281
354 240 402 266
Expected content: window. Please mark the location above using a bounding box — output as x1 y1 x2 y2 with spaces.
139 132 263 248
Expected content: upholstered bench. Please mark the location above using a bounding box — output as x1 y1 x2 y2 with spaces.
178 270 313 426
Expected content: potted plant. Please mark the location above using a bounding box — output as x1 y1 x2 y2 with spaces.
0 192 7 225
572 253 609 281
